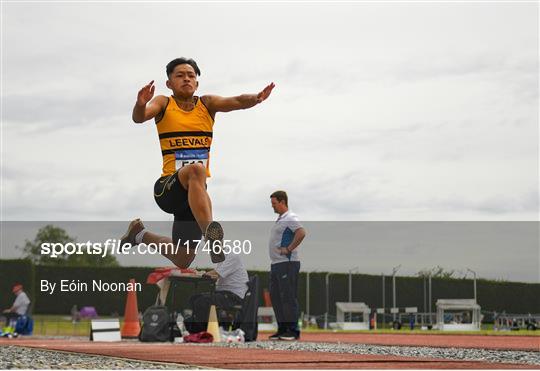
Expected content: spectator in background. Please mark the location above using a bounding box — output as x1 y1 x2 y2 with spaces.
3 284 30 326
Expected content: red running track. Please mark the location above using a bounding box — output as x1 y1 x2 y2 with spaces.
1 333 538 369
291 332 540 352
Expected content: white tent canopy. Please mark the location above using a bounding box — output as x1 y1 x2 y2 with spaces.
436 299 481 331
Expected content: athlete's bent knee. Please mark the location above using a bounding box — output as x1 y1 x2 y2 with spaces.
178 164 207 188
185 164 206 182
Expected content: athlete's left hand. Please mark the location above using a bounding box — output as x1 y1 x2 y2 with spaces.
256 82 275 103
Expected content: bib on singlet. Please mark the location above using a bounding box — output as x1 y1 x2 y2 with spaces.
156 96 214 177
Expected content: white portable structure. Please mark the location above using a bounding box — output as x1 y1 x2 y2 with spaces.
335 302 371 330
436 299 481 331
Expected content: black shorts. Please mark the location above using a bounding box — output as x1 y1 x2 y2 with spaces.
154 172 202 247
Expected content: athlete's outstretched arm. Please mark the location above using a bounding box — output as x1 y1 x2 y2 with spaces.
203 82 275 114
132 80 167 123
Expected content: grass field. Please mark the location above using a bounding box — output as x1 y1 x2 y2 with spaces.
26 315 539 337
32 315 93 337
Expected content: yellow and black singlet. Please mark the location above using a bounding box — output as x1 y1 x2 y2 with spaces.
156 96 214 177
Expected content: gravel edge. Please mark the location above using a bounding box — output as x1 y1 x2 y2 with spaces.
0 345 209 370
191 340 540 366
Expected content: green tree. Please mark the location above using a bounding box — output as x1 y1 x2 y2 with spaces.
417 265 458 279
19 224 119 267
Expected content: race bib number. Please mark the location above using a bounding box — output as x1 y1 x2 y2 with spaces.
175 149 209 170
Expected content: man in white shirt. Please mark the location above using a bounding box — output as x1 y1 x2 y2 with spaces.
186 253 249 333
268 190 306 341
3 284 30 326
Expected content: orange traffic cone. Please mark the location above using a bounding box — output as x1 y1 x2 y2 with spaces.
206 305 221 342
121 278 141 338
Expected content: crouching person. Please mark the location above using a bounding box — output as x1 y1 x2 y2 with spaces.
185 253 248 333
3 284 30 326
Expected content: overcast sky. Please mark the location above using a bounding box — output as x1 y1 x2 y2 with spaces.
1 2 538 281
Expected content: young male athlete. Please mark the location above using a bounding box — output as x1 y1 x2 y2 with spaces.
121 58 274 268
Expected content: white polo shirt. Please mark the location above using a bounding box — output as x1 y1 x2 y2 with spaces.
12 291 30 315
268 210 303 265
215 253 249 299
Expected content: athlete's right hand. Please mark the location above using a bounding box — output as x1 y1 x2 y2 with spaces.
136 80 155 106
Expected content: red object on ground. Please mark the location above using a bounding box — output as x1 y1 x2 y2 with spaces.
183 331 213 343
120 278 140 338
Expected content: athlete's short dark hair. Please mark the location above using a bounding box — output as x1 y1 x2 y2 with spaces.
166 58 201 78
270 190 288 206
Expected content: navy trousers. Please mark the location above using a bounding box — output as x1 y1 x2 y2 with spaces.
269 261 301 335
